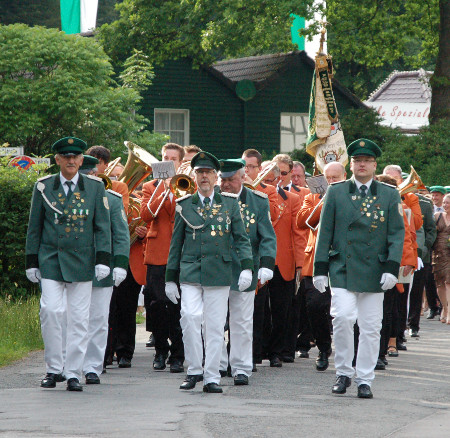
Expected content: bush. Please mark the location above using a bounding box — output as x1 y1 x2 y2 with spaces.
0 159 44 299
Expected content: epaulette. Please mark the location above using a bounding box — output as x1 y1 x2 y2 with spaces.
380 181 396 189
253 190 268 199
175 194 192 203
221 192 238 198
86 174 102 182
107 188 123 198
330 180 345 185
419 197 432 203
37 175 52 182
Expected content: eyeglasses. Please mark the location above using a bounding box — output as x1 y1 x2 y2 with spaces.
194 169 215 175
280 170 292 176
263 177 278 184
352 158 376 164
244 164 259 170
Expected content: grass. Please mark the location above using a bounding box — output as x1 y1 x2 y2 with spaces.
0 294 43 367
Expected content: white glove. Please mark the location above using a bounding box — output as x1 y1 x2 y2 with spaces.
380 273 397 291
313 275 328 293
165 282 180 304
95 264 110 281
26 268 41 283
258 267 273 285
238 269 253 291
416 257 424 271
113 267 127 287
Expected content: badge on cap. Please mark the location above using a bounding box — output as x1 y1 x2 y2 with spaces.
360 141 365 147
68 139 74 144
199 153 205 158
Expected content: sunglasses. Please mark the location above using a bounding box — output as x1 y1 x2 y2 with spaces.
280 170 292 176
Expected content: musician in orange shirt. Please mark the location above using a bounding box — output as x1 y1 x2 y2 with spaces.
297 161 346 370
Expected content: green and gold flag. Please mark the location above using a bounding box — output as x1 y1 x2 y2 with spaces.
306 29 347 173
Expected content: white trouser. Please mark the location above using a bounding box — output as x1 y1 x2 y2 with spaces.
330 287 384 387
220 289 255 377
40 279 92 380
83 286 113 376
180 283 229 385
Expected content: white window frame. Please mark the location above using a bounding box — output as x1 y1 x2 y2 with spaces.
280 112 309 152
154 108 190 145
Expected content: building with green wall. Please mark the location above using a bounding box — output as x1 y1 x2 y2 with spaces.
141 50 365 159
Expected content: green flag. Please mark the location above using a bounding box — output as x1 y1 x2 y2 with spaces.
60 0 81 34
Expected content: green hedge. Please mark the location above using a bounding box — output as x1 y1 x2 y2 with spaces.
0 160 42 299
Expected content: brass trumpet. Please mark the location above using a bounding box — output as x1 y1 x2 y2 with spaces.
148 172 196 217
244 161 278 190
98 173 113 190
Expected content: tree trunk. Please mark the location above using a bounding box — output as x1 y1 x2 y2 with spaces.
429 0 450 124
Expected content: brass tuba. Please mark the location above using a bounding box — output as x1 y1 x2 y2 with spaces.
98 173 113 190
398 165 426 196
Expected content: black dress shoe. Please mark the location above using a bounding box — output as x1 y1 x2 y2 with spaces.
118 357 132 368
316 350 330 371
281 355 295 363
153 353 167 370
170 359 184 373
270 357 283 367
180 374 203 390
298 350 309 359
252 364 257 372
41 373 61 388
380 356 388 366
396 342 407 351
85 372 100 384
357 384 373 399
146 333 155 347
66 378 83 392
234 374 249 386
375 358 386 370
332 375 351 394
203 383 223 393
410 329 420 338
427 309 437 319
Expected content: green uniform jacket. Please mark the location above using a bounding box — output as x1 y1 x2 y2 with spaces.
416 194 436 264
166 191 253 286
314 177 405 293
93 189 130 288
230 187 276 292
26 173 111 282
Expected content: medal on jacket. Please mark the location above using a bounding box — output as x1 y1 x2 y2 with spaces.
211 225 216 236
218 225 223 236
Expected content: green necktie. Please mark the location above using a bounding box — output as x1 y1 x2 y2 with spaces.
204 197 210 210
65 181 73 197
360 184 367 198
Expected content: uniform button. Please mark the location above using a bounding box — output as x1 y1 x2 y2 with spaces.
75 236 79 240
347 255 351 259
202 230 204 233
348 227 352 231
367 242 371 246
202 242 205 245
348 241 351 245
74 249 78 252
215 243 218 246
202 255 205 258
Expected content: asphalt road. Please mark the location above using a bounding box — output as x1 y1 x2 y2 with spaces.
1 316 450 438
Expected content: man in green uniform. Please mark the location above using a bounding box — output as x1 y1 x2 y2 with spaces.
313 139 405 399
25 137 111 391
218 159 276 385
165 151 253 393
79 156 130 384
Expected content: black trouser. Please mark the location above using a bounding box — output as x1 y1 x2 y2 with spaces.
408 268 426 331
142 283 153 333
303 277 332 353
253 283 269 363
379 287 396 357
146 264 184 361
424 262 440 312
282 281 303 359
268 266 295 360
105 267 142 362
397 284 409 342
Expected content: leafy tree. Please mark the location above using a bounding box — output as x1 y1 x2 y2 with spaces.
0 24 160 157
98 0 315 65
